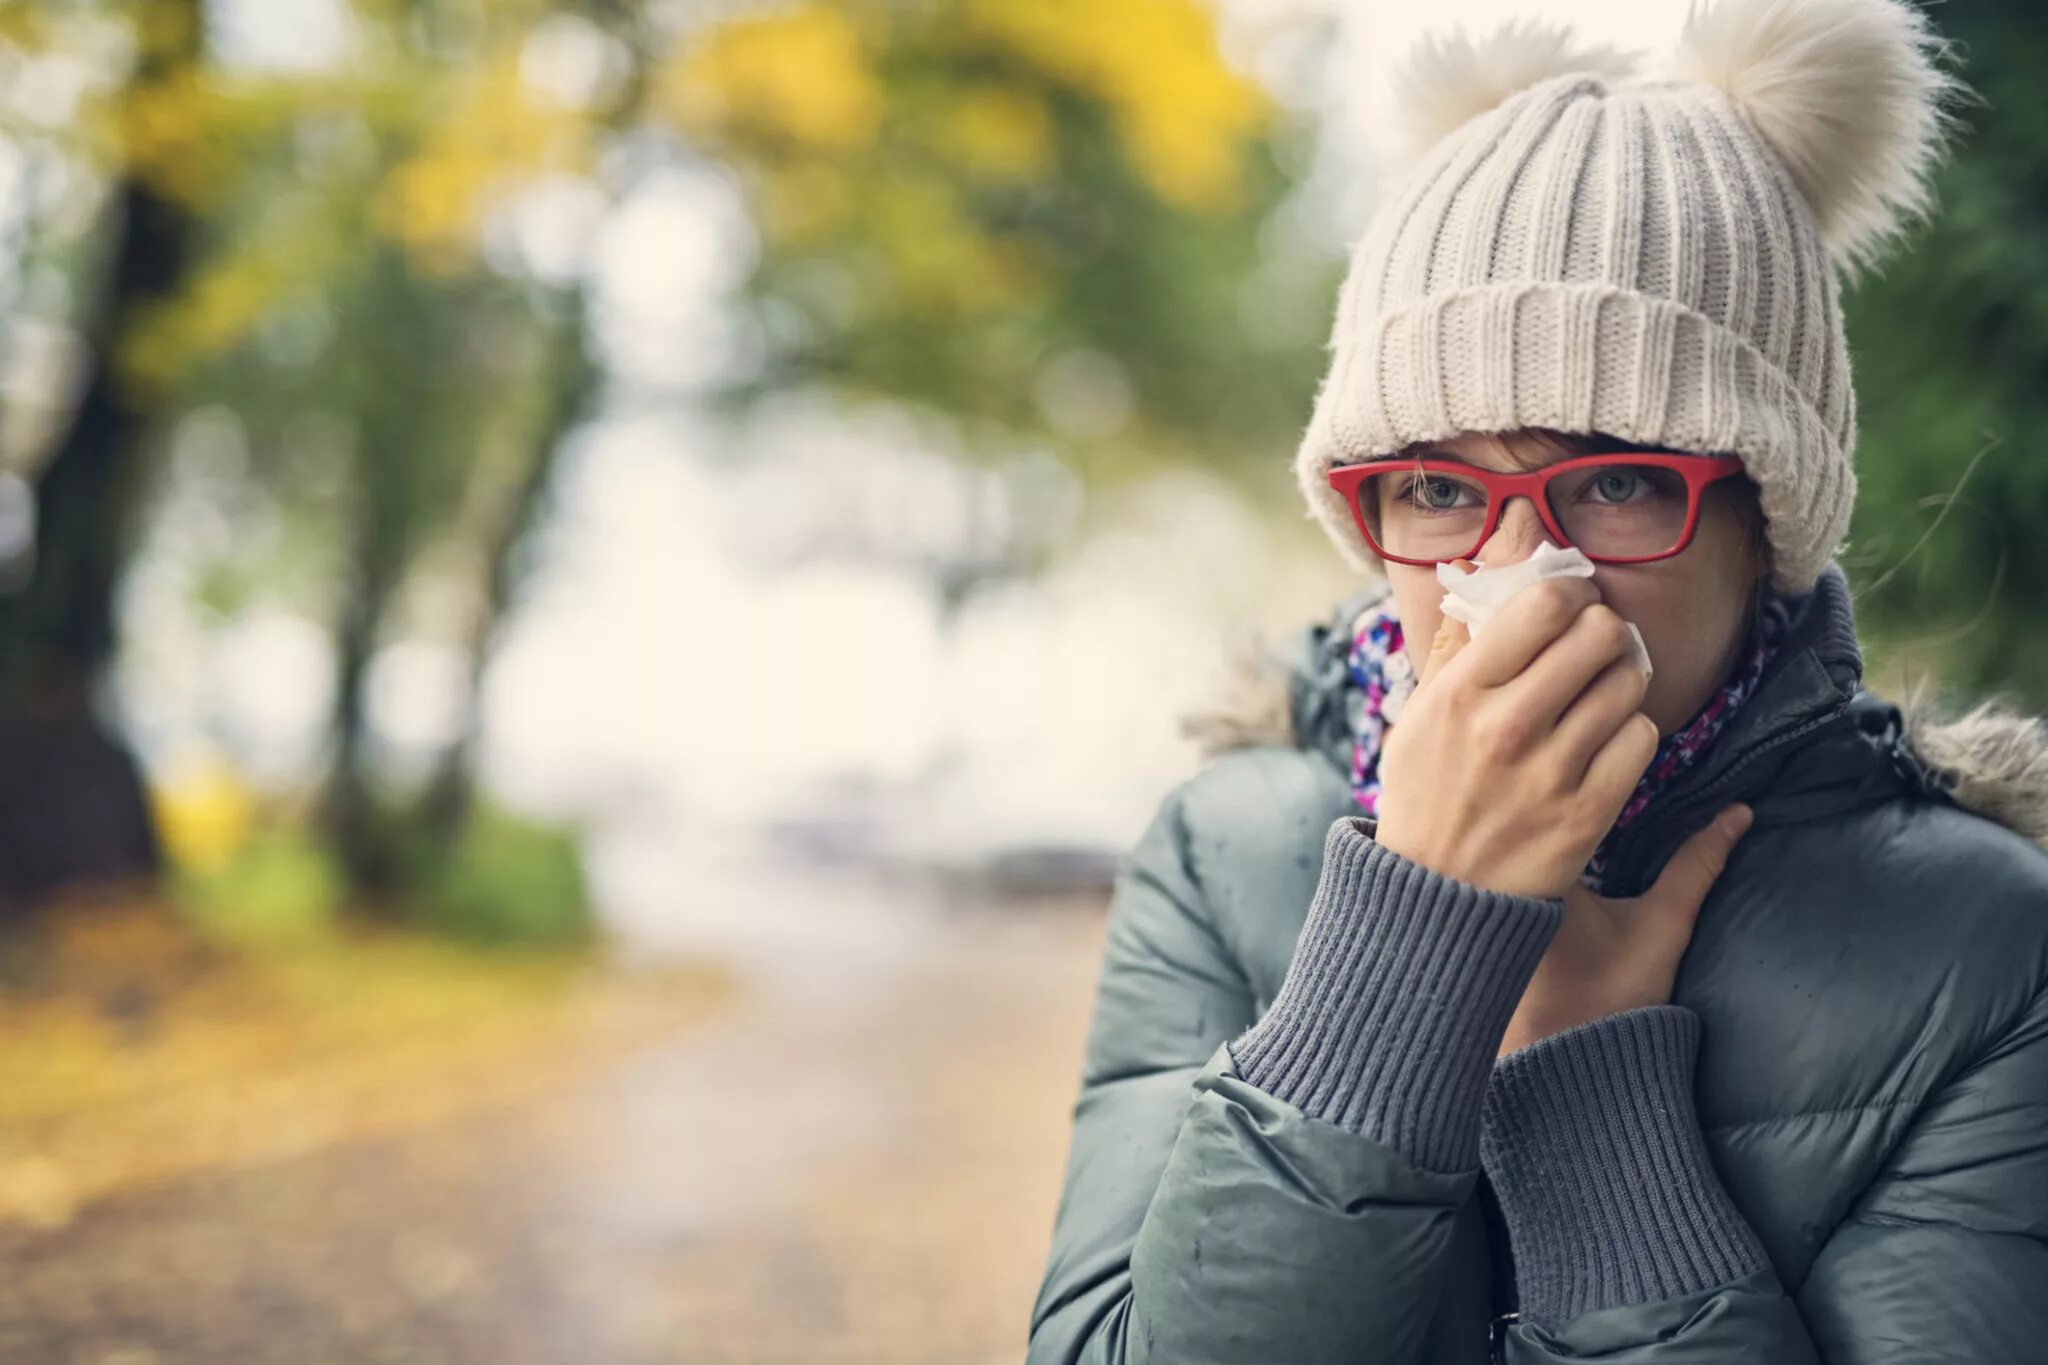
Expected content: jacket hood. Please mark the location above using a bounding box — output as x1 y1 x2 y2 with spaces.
1181 563 2048 861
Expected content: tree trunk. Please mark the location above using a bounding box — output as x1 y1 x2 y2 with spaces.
322 452 412 900
0 4 201 915
421 301 596 845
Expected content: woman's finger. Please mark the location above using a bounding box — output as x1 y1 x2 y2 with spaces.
1546 650 1652 781
1456 573 1603 689
1580 709 1661 825
1509 599 1643 733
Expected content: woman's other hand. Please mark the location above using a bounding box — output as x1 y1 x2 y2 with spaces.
1499 803 1754 1054
1371 560 1660 900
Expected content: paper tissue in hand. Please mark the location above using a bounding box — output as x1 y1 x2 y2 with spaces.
1435 541 1653 681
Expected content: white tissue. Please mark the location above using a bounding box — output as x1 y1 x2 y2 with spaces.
1435 541 1653 681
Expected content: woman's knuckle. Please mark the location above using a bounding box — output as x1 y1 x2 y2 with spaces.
1473 708 1525 761
1578 603 1625 650
1605 652 1648 701
1539 580 1588 630
1561 786 1607 836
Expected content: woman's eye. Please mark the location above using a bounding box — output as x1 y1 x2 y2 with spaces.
1578 466 1680 504
1403 476 1468 509
1594 471 1639 502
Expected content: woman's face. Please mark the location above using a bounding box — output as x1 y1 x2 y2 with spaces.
1380 429 1765 739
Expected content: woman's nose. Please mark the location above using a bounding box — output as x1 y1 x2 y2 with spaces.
1474 494 1551 566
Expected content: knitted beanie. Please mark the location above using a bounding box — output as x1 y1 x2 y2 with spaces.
1294 0 1963 594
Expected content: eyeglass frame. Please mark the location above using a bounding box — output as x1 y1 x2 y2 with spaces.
1326 450 1749 567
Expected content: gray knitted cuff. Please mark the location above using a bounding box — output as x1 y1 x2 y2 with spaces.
1479 1004 1770 1329
1227 815 1563 1174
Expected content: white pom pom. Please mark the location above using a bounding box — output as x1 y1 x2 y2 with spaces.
1384 18 1641 174
1671 0 1968 278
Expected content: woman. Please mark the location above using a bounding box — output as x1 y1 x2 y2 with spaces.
1028 2 2048 1362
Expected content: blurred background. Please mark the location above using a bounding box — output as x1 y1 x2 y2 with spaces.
0 0 2038 1361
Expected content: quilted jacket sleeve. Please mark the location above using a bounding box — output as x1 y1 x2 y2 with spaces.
1795 982 2048 1361
1492 964 2048 1362
1026 786 1559 1365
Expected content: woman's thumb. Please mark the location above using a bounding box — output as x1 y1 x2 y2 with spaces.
1647 803 1754 922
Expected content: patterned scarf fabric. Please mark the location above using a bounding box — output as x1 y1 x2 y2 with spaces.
1347 589 1793 891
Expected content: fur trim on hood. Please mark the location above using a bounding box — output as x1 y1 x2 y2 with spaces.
1178 625 1302 761
1179 598 2048 854
1893 679 2048 851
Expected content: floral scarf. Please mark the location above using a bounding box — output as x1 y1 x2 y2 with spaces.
1347 590 1793 890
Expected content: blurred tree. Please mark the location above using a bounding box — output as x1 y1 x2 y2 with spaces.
25 0 2041 925
0 0 621 906
1845 0 2048 704
139 1 626 897
0 0 200 913
0 0 1325 912
420 291 596 846
665 0 1331 494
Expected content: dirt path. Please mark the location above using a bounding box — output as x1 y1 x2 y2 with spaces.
0 878 1109 1364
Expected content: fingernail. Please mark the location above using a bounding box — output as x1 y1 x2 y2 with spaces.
1719 804 1753 835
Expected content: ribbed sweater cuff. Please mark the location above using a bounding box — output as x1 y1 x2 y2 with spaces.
1479 1004 1770 1329
1226 816 1563 1174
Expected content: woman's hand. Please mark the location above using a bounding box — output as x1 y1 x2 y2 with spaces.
1498 804 1754 1054
1371 561 1662 900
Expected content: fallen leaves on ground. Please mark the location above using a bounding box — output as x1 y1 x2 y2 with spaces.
0 891 734 1230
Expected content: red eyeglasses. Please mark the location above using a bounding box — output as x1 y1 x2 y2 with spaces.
1326 452 1747 566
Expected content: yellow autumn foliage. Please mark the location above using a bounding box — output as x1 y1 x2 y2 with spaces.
870 168 1039 316
114 66 231 206
0 898 732 1230
935 84 1055 182
109 64 335 211
663 0 1266 331
759 159 857 246
150 759 257 877
376 52 592 271
672 0 1265 213
120 236 314 391
662 5 884 152
954 0 1270 211
133 0 199 62
0 7 44 48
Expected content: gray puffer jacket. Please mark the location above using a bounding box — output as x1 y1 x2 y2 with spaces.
1028 562 2048 1363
